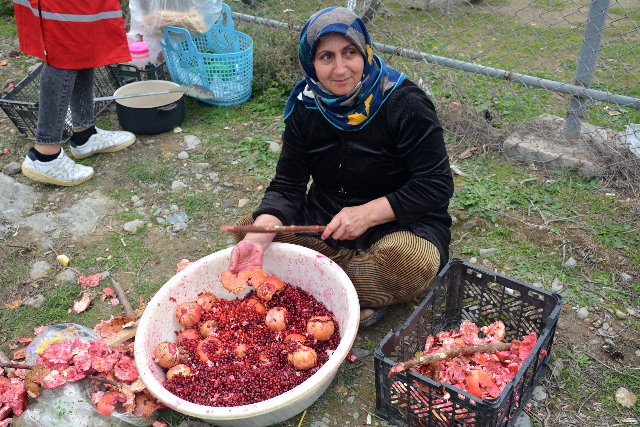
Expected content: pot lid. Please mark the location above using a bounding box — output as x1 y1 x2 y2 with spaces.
114 80 183 108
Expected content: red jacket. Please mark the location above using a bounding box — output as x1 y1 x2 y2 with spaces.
14 0 131 69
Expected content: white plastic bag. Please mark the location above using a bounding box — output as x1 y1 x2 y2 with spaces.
129 0 222 37
18 324 151 427
25 323 99 365
626 123 640 157
13 381 150 427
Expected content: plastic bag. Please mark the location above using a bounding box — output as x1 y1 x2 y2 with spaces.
18 323 152 427
13 381 150 427
25 323 99 365
129 0 222 37
627 123 640 157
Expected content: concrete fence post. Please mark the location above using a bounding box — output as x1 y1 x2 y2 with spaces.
563 0 611 140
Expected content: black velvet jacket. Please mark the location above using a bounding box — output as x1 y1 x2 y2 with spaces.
254 79 454 268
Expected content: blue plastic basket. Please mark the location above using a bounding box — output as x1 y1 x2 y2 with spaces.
163 3 253 106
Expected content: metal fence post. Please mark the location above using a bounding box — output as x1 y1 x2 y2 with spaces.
564 0 611 140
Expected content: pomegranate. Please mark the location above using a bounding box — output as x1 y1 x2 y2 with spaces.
256 275 287 301
134 392 158 418
306 316 335 341
177 328 200 345
196 292 217 311
288 345 318 370
175 301 202 327
196 336 223 362
234 343 248 358
166 364 192 381
284 333 306 343
265 307 288 332
199 319 218 337
153 342 180 369
97 391 126 416
243 298 267 315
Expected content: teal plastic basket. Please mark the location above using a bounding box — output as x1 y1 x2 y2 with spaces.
163 3 253 106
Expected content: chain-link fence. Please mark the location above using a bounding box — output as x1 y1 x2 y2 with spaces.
224 0 639 182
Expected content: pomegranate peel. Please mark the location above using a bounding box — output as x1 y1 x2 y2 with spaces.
220 269 285 299
96 391 126 416
221 270 248 294
255 275 286 301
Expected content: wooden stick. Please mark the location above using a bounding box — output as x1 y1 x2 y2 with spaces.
110 278 135 317
220 225 327 234
104 320 139 347
0 363 120 387
388 343 512 378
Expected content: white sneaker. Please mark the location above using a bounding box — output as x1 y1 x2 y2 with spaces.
69 127 136 159
21 148 94 186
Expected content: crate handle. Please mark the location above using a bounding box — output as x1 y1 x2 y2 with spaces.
164 26 199 54
214 3 234 30
164 25 211 78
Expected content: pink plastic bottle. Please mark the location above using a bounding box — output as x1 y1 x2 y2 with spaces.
128 41 150 69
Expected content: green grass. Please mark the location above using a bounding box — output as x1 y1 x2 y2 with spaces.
533 0 573 10
122 158 176 183
107 186 134 201
556 349 640 415
450 158 601 222
173 193 214 219
243 0 640 132
0 283 81 336
450 155 639 308
67 234 153 278
0 15 16 36
237 136 280 180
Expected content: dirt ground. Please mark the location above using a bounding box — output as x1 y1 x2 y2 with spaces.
0 16 638 427
1 103 638 427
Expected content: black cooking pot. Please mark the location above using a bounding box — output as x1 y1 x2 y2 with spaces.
114 80 185 135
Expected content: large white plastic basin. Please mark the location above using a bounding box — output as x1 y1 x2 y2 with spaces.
134 242 360 426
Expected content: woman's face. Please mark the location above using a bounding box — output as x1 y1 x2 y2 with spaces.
313 33 364 96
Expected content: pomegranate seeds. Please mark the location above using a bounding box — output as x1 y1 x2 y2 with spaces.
162 285 340 407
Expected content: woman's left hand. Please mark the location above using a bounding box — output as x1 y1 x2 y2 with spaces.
321 197 396 241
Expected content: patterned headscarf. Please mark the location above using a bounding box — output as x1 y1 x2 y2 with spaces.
284 7 405 131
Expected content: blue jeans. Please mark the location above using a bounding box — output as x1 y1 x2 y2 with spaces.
36 63 95 145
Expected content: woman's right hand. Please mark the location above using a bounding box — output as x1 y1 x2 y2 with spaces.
228 214 281 273
229 239 266 273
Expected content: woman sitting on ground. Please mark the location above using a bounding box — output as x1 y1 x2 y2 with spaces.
227 6 454 327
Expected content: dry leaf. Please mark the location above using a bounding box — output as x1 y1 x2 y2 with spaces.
12 347 26 360
94 315 137 338
458 146 477 160
133 297 147 318
4 299 23 309
604 106 622 116
615 387 637 408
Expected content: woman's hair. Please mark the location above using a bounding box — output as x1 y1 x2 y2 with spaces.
299 7 370 78
313 32 366 60
284 6 406 131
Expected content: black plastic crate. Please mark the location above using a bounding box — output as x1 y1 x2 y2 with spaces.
0 63 119 140
374 258 563 427
109 61 169 86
